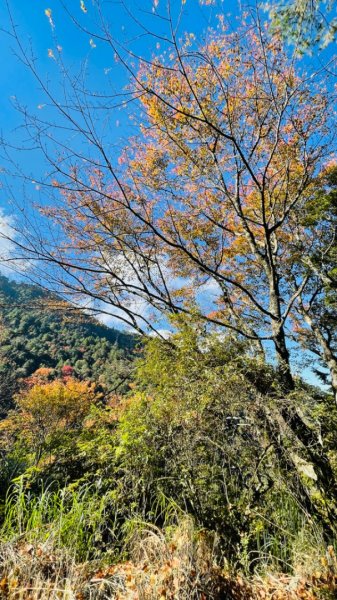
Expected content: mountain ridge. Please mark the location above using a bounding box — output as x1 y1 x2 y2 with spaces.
0 275 136 413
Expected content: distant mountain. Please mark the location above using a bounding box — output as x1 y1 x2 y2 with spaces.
0 276 137 414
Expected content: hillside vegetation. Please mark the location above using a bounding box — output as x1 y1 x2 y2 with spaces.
0 276 136 414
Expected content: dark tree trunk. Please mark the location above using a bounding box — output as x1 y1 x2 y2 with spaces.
267 268 295 392
273 327 295 393
260 405 337 541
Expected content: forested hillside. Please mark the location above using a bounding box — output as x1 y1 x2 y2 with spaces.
0 276 136 413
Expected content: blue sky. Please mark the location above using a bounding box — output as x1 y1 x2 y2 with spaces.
0 1 222 163
0 1 335 387
0 0 334 216
0 0 334 211
0 1 231 220
0 0 232 304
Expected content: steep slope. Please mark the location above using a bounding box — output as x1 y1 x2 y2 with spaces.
0 276 136 413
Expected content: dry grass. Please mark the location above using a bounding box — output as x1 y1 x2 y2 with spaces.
0 522 336 599
0 540 83 599
81 520 337 600
102 517 225 599
0 519 224 599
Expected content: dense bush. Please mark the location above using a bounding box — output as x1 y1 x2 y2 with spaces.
116 323 331 569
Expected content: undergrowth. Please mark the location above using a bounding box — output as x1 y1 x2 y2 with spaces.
1 327 337 598
1 480 118 563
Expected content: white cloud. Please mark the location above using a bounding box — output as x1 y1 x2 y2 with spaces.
148 328 172 339
0 210 16 275
94 253 223 332
0 210 33 277
196 277 221 313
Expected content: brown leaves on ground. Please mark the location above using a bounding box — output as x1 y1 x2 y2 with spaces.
85 564 337 600
85 532 337 600
1 537 336 599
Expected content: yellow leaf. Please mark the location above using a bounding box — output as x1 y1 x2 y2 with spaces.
44 8 54 28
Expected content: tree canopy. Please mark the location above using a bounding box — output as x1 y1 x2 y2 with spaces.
1 4 337 595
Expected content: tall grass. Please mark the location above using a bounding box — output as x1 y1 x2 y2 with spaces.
1 479 118 562
246 488 328 575
0 482 336 599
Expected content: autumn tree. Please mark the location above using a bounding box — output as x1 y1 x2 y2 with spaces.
3 378 100 465
3 3 337 511
7 10 335 384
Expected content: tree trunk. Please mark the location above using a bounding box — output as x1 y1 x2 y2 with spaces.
273 326 294 392
260 404 337 540
268 270 294 391
260 273 337 527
